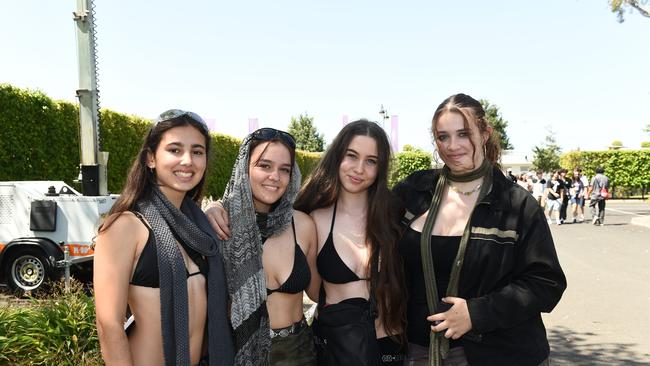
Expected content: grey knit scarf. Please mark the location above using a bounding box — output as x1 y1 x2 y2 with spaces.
220 134 302 365
137 186 233 366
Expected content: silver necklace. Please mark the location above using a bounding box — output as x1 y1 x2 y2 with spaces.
447 180 482 196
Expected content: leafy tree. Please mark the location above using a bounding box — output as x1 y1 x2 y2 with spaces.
287 113 325 152
641 141 650 148
480 99 513 150
644 123 650 135
611 140 623 147
532 128 562 172
610 0 650 22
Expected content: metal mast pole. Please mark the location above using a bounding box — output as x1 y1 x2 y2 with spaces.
73 0 107 196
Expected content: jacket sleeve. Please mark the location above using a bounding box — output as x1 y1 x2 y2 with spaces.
391 170 435 219
467 200 567 333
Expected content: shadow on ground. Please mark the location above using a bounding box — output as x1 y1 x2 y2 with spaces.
548 326 650 365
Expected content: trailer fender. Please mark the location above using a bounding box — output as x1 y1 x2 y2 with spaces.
0 237 63 272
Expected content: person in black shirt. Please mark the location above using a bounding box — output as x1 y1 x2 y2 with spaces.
558 169 571 224
393 93 566 366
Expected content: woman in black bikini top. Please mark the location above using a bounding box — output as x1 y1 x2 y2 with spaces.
294 120 406 366
94 109 233 366
206 127 320 366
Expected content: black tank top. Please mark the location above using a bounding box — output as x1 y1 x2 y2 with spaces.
266 219 311 295
130 211 208 288
316 202 369 284
398 225 461 348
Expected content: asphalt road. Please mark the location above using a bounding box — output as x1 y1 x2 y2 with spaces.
543 200 650 365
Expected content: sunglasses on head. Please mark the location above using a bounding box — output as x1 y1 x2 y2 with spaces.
154 109 208 132
251 127 296 150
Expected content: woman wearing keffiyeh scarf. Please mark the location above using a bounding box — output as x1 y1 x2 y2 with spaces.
94 109 233 366
214 128 319 365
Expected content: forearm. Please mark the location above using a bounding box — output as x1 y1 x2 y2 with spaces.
467 272 565 333
97 322 134 366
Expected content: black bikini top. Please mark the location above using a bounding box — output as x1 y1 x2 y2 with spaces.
130 211 208 288
266 219 311 295
316 202 369 284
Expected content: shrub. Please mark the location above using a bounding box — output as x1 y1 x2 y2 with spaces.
0 280 102 365
389 150 432 187
561 150 650 196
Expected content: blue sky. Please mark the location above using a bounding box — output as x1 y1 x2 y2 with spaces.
2 1 649 155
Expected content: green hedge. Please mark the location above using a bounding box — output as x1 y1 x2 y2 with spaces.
389 150 432 187
0 84 321 199
0 85 80 185
2 84 437 197
561 150 650 196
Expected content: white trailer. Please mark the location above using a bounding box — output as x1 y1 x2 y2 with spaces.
0 181 117 291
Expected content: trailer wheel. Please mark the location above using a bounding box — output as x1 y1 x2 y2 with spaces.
6 249 50 292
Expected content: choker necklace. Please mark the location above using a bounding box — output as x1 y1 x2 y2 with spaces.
443 159 491 182
447 181 482 196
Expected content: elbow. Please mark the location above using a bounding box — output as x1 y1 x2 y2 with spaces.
96 317 125 344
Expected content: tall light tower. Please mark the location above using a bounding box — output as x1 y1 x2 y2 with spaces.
73 0 108 196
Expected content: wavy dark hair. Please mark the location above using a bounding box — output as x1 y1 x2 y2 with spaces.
432 93 502 169
294 120 406 344
100 113 211 232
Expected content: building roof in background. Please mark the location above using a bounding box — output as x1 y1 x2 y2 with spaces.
501 150 533 165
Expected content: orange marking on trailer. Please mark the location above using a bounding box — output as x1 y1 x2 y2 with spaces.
64 244 94 257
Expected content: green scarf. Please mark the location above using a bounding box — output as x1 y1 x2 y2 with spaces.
419 159 492 366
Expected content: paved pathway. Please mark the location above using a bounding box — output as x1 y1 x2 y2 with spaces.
543 200 650 365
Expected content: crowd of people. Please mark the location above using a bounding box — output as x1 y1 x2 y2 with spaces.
505 166 611 226
93 93 567 366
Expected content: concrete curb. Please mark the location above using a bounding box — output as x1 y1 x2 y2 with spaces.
630 216 650 228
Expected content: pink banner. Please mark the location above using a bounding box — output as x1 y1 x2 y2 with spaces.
391 115 399 152
248 118 259 133
342 115 349 127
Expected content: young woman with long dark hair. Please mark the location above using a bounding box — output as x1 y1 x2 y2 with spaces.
94 109 233 366
293 120 406 366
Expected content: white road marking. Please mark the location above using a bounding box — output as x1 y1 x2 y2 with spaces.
606 207 644 216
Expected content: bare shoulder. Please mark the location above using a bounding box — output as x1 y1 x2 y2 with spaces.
293 209 314 226
309 205 333 227
97 211 148 246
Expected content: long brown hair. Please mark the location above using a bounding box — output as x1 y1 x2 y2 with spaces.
294 120 406 343
100 113 211 232
431 93 501 168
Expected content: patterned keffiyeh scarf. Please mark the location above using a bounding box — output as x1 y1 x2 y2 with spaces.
220 134 302 365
